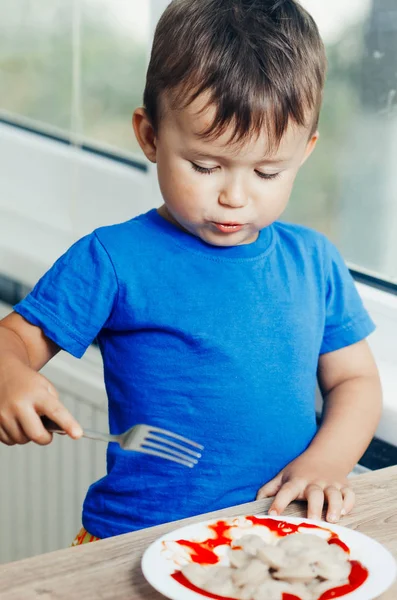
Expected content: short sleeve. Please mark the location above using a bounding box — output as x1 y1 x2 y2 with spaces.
14 232 118 358
320 239 375 354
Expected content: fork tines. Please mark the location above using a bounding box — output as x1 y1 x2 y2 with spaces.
142 426 203 468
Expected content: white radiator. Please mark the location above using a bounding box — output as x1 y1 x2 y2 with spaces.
0 302 108 563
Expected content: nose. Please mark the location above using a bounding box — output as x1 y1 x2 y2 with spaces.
218 178 248 208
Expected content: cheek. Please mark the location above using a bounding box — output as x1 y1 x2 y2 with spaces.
256 177 295 220
274 172 296 203
157 160 200 213
278 179 295 205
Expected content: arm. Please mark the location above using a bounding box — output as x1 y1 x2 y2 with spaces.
257 339 382 522
306 338 381 473
0 312 83 445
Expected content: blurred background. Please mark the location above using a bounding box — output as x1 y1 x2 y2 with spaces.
1 0 397 280
0 0 148 154
0 0 397 564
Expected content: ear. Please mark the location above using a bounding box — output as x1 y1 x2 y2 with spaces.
132 107 157 163
300 131 319 166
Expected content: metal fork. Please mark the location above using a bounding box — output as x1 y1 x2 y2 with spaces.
41 417 203 468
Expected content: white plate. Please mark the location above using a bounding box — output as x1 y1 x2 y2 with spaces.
141 514 396 600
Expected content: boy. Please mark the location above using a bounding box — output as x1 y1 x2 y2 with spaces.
0 0 382 543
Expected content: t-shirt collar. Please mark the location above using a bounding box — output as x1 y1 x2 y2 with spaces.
146 209 274 260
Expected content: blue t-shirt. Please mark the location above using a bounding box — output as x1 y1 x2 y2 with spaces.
14 209 375 538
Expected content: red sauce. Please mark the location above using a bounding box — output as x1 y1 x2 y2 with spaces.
172 517 369 600
171 572 300 600
175 520 233 564
246 516 350 554
247 516 351 555
171 571 235 600
328 537 350 554
318 561 369 600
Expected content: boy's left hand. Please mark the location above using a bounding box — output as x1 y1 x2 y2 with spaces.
256 455 355 523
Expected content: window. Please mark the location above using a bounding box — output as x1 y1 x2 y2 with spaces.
286 0 397 284
0 0 149 158
1 0 396 282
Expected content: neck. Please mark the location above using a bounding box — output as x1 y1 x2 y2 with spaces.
157 205 187 233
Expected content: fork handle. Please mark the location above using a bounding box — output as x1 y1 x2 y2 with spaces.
41 417 118 445
82 429 119 444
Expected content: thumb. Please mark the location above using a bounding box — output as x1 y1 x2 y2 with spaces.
256 472 283 500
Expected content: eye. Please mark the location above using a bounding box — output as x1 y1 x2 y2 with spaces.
255 170 280 181
190 162 217 175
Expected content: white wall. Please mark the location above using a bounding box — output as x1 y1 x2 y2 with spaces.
0 122 158 286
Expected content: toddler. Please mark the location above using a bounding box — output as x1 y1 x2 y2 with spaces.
0 0 382 542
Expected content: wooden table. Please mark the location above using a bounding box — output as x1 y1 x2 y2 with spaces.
0 466 396 599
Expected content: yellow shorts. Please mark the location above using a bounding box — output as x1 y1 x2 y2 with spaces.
71 527 101 546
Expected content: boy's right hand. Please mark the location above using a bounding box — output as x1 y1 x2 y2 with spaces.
0 358 83 446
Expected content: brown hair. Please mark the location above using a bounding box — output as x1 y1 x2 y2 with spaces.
143 0 327 146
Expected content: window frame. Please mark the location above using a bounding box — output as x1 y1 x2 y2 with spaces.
0 114 148 173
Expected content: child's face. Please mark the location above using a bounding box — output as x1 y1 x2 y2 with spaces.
134 95 318 246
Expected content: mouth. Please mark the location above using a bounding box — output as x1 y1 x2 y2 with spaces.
213 222 244 233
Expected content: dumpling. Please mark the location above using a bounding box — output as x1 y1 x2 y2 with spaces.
236 535 267 556
232 558 270 587
181 563 213 588
313 556 351 580
252 579 295 600
257 544 287 569
229 548 251 569
202 566 239 597
279 533 329 556
273 560 317 584
309 577 350 597
237 583 260 600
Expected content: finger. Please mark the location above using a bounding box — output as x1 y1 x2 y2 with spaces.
341 487 355 516
36 393 83 439
256 474 283 500
324 486 343 523
0 425 15 446
14 421 31 444
268 480 304 516
305 484 325 521
18 409 53 445
1 418 30 445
